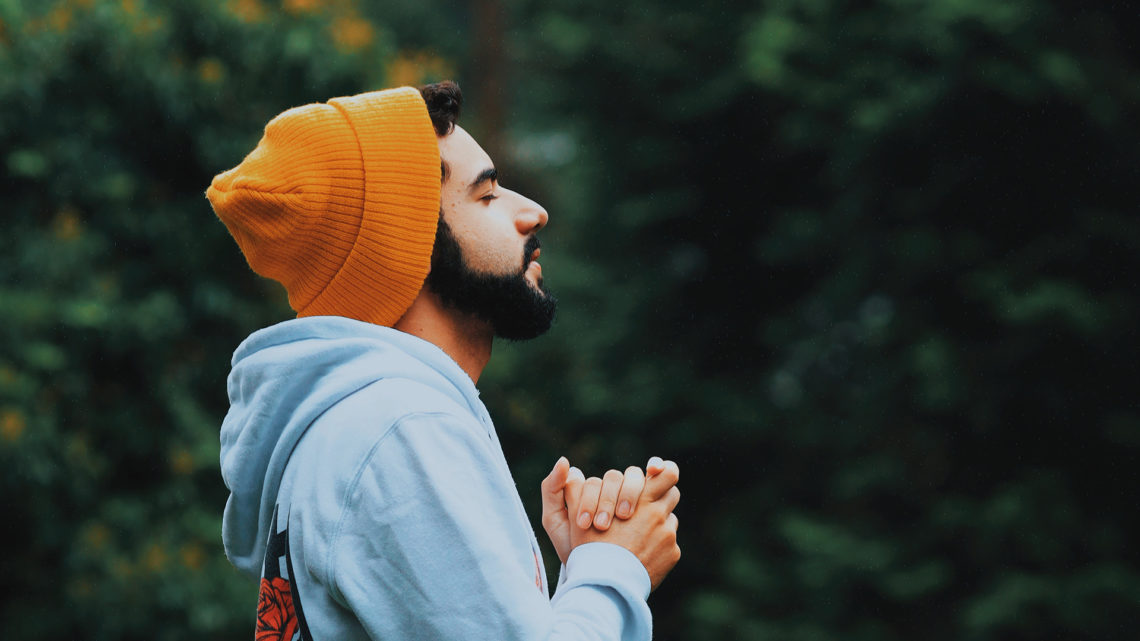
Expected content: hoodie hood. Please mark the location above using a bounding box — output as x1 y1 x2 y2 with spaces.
219 315 487 577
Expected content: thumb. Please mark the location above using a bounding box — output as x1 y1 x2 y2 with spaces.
643 459 679 502
540 456 570 516
564 466 585 515
646 456 665 477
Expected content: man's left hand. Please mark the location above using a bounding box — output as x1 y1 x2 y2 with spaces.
541 457 670 564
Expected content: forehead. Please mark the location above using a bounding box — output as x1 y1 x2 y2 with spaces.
438 125 493 187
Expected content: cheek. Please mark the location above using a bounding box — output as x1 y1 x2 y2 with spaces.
462 234 519 271
453 220 523 271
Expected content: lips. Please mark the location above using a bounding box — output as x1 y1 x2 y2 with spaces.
527 248 542 276
523 238 544 286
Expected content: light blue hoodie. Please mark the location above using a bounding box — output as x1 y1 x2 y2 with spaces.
220 316 652 640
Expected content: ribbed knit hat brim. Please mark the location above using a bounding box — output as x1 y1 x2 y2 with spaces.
206 87 440 327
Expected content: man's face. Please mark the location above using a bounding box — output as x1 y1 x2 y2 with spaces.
425 125 557 340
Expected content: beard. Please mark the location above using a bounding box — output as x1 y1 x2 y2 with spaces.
424 217 557 340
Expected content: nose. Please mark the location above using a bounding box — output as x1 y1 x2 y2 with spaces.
509 188 548 234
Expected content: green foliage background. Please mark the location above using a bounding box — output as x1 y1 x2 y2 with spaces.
1 0 1137 639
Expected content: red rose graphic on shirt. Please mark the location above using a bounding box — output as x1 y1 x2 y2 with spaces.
256 576 298 641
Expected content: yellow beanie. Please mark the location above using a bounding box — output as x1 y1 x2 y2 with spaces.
206 87 440 327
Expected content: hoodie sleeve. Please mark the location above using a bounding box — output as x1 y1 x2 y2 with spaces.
325 410 652 640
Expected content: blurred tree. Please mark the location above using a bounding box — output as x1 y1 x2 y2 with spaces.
0 0 451 638
1 0 1138 639
489 0 1140 639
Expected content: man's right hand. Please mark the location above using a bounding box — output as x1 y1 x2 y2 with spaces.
566 460 681 591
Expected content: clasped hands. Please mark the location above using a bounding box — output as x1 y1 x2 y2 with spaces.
540 456 681 590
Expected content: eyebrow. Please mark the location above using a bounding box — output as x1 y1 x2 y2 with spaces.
467 167 498 194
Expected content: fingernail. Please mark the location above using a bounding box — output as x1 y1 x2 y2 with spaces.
596 512 610 527
618 500 631 517
577 512 592 528
648 456 664 471
569 467 584 481
553 456 567 472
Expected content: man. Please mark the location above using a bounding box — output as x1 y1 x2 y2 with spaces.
206 81 680 640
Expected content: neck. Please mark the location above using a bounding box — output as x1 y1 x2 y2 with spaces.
394 289 493 384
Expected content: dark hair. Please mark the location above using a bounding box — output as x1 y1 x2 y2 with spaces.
420 81 462 136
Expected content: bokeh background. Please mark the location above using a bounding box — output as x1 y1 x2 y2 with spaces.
2 0 1138 639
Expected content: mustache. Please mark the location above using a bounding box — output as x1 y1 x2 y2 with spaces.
522 235 542 268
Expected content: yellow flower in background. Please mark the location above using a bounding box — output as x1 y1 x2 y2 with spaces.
386 51 454 88
170 447 194 475
228 0 267 23
143 543 168 572
283 0 321 15
330 15 373 52
198 57 226 84
17 3 72 35
48 5 73 31
133 15 165 36
54 207 83 241
386 57 419 88
83 523 111 550
1 409 25 442
180 543 206 570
